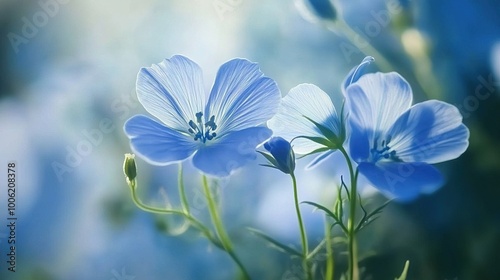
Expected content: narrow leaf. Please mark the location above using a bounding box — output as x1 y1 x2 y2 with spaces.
296 147 332 159
259 164 281 170
257 151 279 167
248 228 302 257
395 260 410 280
294 135 335 148
303 115 339 141
356 199 391 232
303 201 347 233
303 201 336 219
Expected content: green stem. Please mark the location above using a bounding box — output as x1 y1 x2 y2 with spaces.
324 214 334 280
339 147 359 280
178 164 190 214
128 179 222 249
290 173 312 280
201 175 250 280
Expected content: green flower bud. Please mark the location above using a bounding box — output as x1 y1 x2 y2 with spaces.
123 153 137 182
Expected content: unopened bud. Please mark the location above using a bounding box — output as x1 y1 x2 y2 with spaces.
123 153 137 182
263 137 296 174
295 0 338 23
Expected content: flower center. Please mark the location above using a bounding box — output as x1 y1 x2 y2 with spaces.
370 135 400 162
188 112 217 143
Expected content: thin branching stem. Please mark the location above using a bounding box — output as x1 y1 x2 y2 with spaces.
201 175 250 280
290 173 312 280
325 215 334 280
127 179 222 249
339 147 359 280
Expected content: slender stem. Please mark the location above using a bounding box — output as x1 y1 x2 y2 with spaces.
177 164 190 214
339 147 359 280
201 175 250 280
128 179 222 249
290 173 312 280
129 179 181 215
324 215 334 280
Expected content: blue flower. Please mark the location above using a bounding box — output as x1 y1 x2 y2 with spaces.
268 83 341 154
345 72 470 201
124 55 281 177
267 56 373 168
261 137 296 174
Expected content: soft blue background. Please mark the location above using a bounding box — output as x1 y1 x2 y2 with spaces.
0 0 499 279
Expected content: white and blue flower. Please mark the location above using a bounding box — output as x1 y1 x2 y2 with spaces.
124 55 281 177
345 72 470 201
268 56 469 201
267 56 373 168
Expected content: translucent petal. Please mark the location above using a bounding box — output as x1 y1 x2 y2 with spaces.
348 121 372 162
341 56 375 93
305 150 334 170
124 115 198 165
136 55 206 131
192 127 272 177
387 100 469 164
358 161 444 202
267 84 340 154
205 59 280 137
346 72 413 135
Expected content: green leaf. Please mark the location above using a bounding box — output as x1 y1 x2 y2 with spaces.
340 176 350 199
296 147 332 159
248 228 302 257
334 184 344 219
257 151 279 166
303 115 339 141
395 260 410 280
307 238 326 259
302 201 347 233
303 201 336 218
356 199 391 233
294 136 335 148
338 101 347 143
258 164 281 170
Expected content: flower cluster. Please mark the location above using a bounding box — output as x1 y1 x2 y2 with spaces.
267 56 469 201
122 55 469 280
125 55 469 201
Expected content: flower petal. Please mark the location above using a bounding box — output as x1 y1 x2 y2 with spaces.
192 127 272 177
387 100 470 164
358 161 444 202
136 55 206 131
347 120 372 162
305 150 334 170
346 72 413 162
205 59 280 136
268 84 340 154
341 56 375 93
346 72 413 135
124 115 198 165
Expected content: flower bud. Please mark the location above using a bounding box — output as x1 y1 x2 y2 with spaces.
263 137 296 174
295 0 338 23
123 153 137 182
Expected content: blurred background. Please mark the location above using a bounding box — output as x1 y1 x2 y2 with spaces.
0 0 499 279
